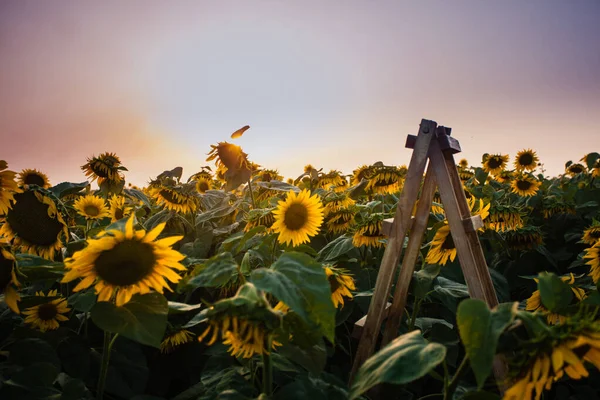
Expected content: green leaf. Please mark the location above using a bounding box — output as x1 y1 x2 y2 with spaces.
9 338 61 369
186 252 238 288
413 263 441 299
537 272 573 313
456 300 517 389
90 293 168 348
349 330 446 399
180 227 213 258
318 235 355 261
251 252 336 342
68 291 97 312
124 188 151 207
7 362 59 388
49 181 90 198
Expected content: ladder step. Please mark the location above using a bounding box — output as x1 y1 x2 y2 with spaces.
352 302 392 339
383 215 482 236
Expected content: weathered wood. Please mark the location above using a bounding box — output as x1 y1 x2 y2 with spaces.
381 216 415 237
380 165 437 347
405 130 461 153
350 119 437 381
352 302 392 338
463 215 484 232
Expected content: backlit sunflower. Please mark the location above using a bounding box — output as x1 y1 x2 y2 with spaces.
566 163 586 176
207 142 250 171
22 289 70 332
323 193 355 216
0 161 20 215
511 174 541 197
17 168 51 189
150 184 199 214
194 176 212 194
81 152 125 185
325 209 355 234
458 159 469 168
272 189 324 247
73 194 110 221
256 169 283 182
513 149 539 172
365 166 403 195
0 189 68 260
582 223 600 245
62 217 186 306
318 170 344 190
584 242 600 283
352 165 372 185
244 208 276 232
485 205 524 232
525 273 586 325
425 225 456 266
352 214 385 248
592 160 600 178
503 226 543 250
109 195 132 222
482 154 509 175
160 329 195 354
324 265 355 308
0 245 20 313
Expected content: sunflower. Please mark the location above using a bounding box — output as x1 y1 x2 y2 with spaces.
365 166 403 195
485 206 524 232
109 195 132 222
17 168 51 189
584 242 600 283
592 160 600 178
188 169 212 183
22 289 70 332
194 176 212 194
323 193 355 216
352 215 385 248
0 245 20 313
458 168 474 182
425 225 457 266
0 161 20 215
0 189 68 260
525 273 586 325
317 170 344 190
566 163 586 176
272 189 324 247
511 174 541 197
494 170 514 184
541 197 576 219
503 226 543 250
244 208 276 232
352 165 372 185
458 159 469 168
256 169 283 182
81 152 125 185
513 149 539 172
62 217 186 306
333 176 349 193
482 154 509 175
150 184 199 214
160 329 195 354
431 193 445 215
73 194 110 221
582 223 600 245
206 141 250 171
325 209 355 234
324 265 355 308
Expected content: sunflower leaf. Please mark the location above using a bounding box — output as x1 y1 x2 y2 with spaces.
184 252 238 289
317 235 355 262
537 272 573 313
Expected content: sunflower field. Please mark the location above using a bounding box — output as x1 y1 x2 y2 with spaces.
1 142 600 400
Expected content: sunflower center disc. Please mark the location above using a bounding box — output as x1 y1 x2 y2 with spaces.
517 180 532 191
328 275 341 292
94 239 157 286
0 255 14 291
37 303 58 321
519 154 534 166
84 205 100 217
570 166 583 173
488 158 502 169
115 208 124 220
160 189 185 205
442 233 456 250
284 203 308 231
6 191 63 246
24 173 46 186
198 181 209 192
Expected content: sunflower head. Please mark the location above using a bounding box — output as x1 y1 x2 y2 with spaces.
22 289 70 332
566 163 586 176
511 174 541 197
109 195 133 222
503 226 543 250
323 193 355 216
514 149 539 172
482 154 509 175
272 189 324 247
150 184 199 214
584 242 600 283
425 224 457 266
0 161 21 215
582 222 600 245
73 194 111 221
62 216 186 306
494 170 514 184
458 159 469 168
365 165 403 195
484 204 524 232
17 168 51 189
194 177 213 194
0 245 20 313
0 189 68 260
244 208 276 232
525 273 586 325
352 213 386 248
160 329 195 354
81 152 125 185
317 170 344 190
256 169 283 183
206 142 250 171
351 165 372 186
325 208 355 234
324 265 356 308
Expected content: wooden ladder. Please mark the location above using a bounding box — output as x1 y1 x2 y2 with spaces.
350 119 504 385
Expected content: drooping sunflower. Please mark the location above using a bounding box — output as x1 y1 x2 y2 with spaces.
255 169 283 183
325 208 355 234
272 189 324 247
494 170 514 184
353 213 386 248
73 194 110 221
525 273 586 325
149 184 199 214
81 152 125 185
458 168 474 182
160 329 195 354
0 161 20 215
17 168 51 189
431 193 445 215
511 174 541 197
582 223 600 245
333 176 349 193
352 165 372 185
22 289 70 332
62 217 186 306
0 189 68 259
207 142 250 171
244 208 276 232
485 205 524 232
425 225 457 266
194 176 213 194
566 163 586 176
503 226 543 250
365 166 404 195
584 242 600 283
324 265 355 308
108 195 133 222
0 245 20 313
458 159 469 168
513 149 539 172
482 154 509 175
323 193 355 216
317 170 345 190
592 160 600 178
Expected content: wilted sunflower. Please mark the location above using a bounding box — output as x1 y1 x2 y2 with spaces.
272 189 324 247
584 242 600 283
17 168 51 189
0 245 20 313
324 265 355 308
352 215 385 248
482 154 509 175
365 166 403 195
352 165 372 185
160 329 195 354
513 149 539 172
511 174 541 197
425 225 456 266
256 169 283 182
0 189 68 259
485 205 524 232
0 161 20 215
62 217 186 306
244 208 276 232
109 195 132 222
194 176 212 194
566 163 586 176
503 226 543 250
431 193 445 215
73 194 110 221
206 142 250 171
323 193 355 216
150 184 199 214
325 209 355 234
318 170 344 190
81 152 125 185
525 273 586 325
22 289 70 331
582 223 600 245
333 176 349 193
458 168 474 182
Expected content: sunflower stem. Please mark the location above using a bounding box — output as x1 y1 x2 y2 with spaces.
261 335 273 396
444 355 469 400
247 178 257 209
408 298 421 332
97 331 118 399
